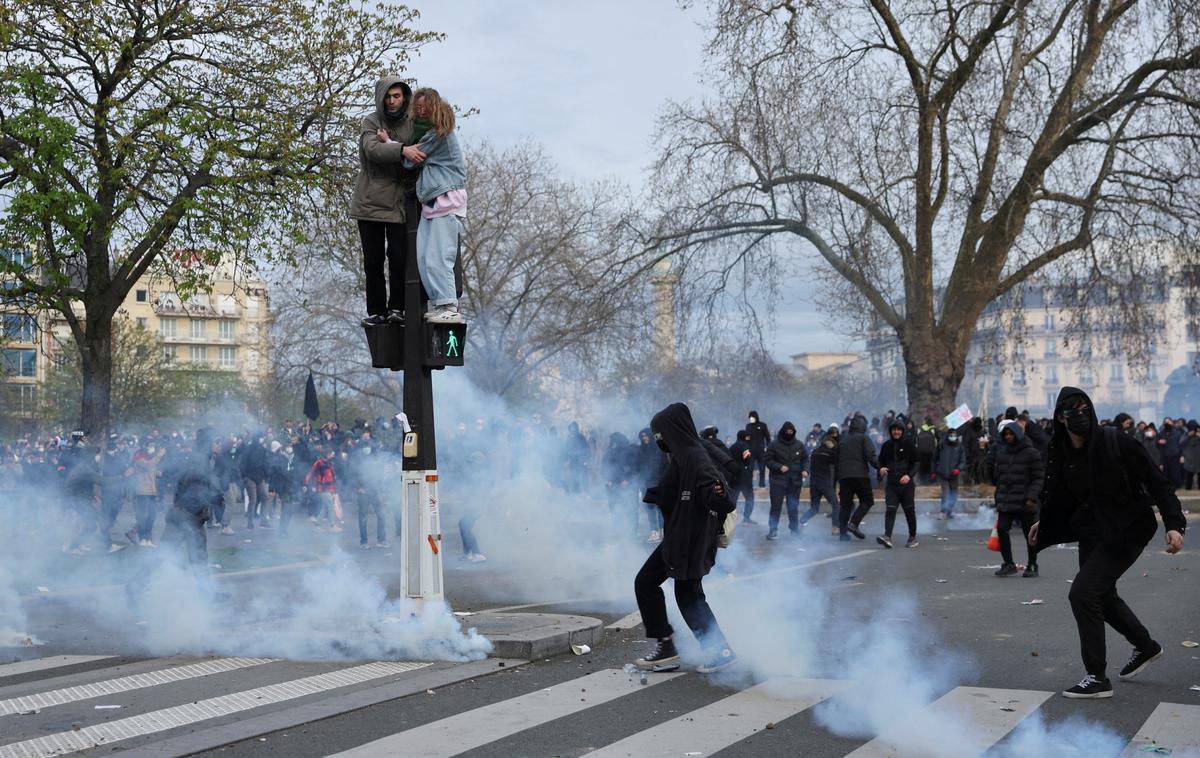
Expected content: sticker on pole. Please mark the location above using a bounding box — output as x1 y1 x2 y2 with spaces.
944 404 973 429
427 534 440 555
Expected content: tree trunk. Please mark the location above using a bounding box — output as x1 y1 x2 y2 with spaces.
902 326 967 423
78 314 114 437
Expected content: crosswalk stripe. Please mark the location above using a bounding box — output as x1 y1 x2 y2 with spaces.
0 661 429 758
0 657 276 716
846 686 1053 757
606 611 642 631
0 657 115 679
587 677 851 757
331 667 684 758
1120 703 1200 757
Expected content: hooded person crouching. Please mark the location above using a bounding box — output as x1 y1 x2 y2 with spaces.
1031 387 1185 699
634 403 738 674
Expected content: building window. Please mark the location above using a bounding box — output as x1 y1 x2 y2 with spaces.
1081 367 1094 385
1046 366 1058 384
189 293 209 307
1110 363 1123 383
160 318 177 338
1 348 36 377
163 345 177 363
1045 340 1057 358
136 289 148 303
219 346 236 368
135 317 148 330
246 296 259 315
219 320 235 341
189 319 206 339
1015 368 1027 386
1044 313 1056 331
158 292 180 311
1047 392 1057 409
218 294 238 316
1 315 36 343
1148 363 1159 381
189 345 207 364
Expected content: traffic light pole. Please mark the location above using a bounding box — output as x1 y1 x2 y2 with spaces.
399 196 444 605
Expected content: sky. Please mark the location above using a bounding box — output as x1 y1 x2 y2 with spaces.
410 0 846 361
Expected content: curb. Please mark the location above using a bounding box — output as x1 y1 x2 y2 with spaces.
465 612 606 660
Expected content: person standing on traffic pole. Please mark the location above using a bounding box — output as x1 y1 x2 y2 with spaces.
745 411 771 488
1031 387 1186 699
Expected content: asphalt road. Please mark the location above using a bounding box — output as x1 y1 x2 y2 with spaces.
3 497 1198 757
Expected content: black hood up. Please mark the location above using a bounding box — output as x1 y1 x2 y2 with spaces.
849 416 867 434
1050 386 1099 450
778 421 797 439
651 403 704 456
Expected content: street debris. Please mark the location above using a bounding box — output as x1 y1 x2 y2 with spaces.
452 611 473 617
94 705 121 710
1021 599 1045 606
935 579 948 583
1140 745 1172 755
970 565 1001 570
1182 641 1199 648
841 575 857 581
571 644 591 655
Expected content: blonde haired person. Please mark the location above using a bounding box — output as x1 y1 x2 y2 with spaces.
379 87 467 323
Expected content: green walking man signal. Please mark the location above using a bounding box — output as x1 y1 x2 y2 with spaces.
446 331 460 357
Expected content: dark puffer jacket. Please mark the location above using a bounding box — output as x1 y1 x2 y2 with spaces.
993 420 1044 513
765 421 808 489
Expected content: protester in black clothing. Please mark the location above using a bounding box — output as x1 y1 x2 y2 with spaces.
1159 418 1185 488
633 403 738 674
603 432 638 536
635 428 668 541
992 420 1044 577
802 431 839 532
1112 412 1135 436
1182 421 1200 489
728 430 756 524
873 421 919 548
837 416 880 541
745 411 771 487
1017 412 1048 456
1030 387 1185 699
764 421 808 540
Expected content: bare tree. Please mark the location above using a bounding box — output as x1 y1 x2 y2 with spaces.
460 141 644 399
0 0 437 434
653 0 1200 417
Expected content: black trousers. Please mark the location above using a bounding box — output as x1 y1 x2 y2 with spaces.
634 545 725 648
358 220 407 317
802 479 839 525
883 480 916 538
1069 525 1154 677
733 479 755 520
768 483 801 532
750 449 767 486
839 477 874 529
997 510 1037 566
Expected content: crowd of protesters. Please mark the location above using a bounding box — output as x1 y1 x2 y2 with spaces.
2 404 1196 563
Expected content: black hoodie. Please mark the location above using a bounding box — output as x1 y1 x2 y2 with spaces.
765 421 808 488
649 403 735 581
836 416 880 480
1038 386 1186 550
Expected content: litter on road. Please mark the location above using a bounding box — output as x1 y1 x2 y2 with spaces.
94 705 122 710
1021 599 1045 605
1182 641 1199 648
571 644 591 655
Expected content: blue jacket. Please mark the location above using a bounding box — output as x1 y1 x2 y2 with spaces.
405 129 466 203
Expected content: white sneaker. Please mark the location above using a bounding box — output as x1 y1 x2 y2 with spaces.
466 553 488 562
220 526 234 535
425 304 464 324
108 543 127 553
139 540 157 548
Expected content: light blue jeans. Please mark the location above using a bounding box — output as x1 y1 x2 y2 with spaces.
417 214 462 306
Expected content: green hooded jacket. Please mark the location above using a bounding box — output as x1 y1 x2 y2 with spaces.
348 75 415 223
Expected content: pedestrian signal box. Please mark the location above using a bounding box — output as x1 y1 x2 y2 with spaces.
362 321 467 371
425 322 465 368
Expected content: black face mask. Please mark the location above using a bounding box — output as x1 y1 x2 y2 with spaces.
1065 414 1092 436
781 430 795 441
653 432 669 453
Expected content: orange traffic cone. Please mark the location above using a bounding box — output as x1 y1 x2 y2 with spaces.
987 520 1001 552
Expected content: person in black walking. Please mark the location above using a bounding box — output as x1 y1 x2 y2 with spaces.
634 403 738 674
745 411 771 488
991 419 1044 577
802 429 839 534
764 421 808 540
1030 387 1185 699
874 420 919 548
727 430 756 524
838 415 880 541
